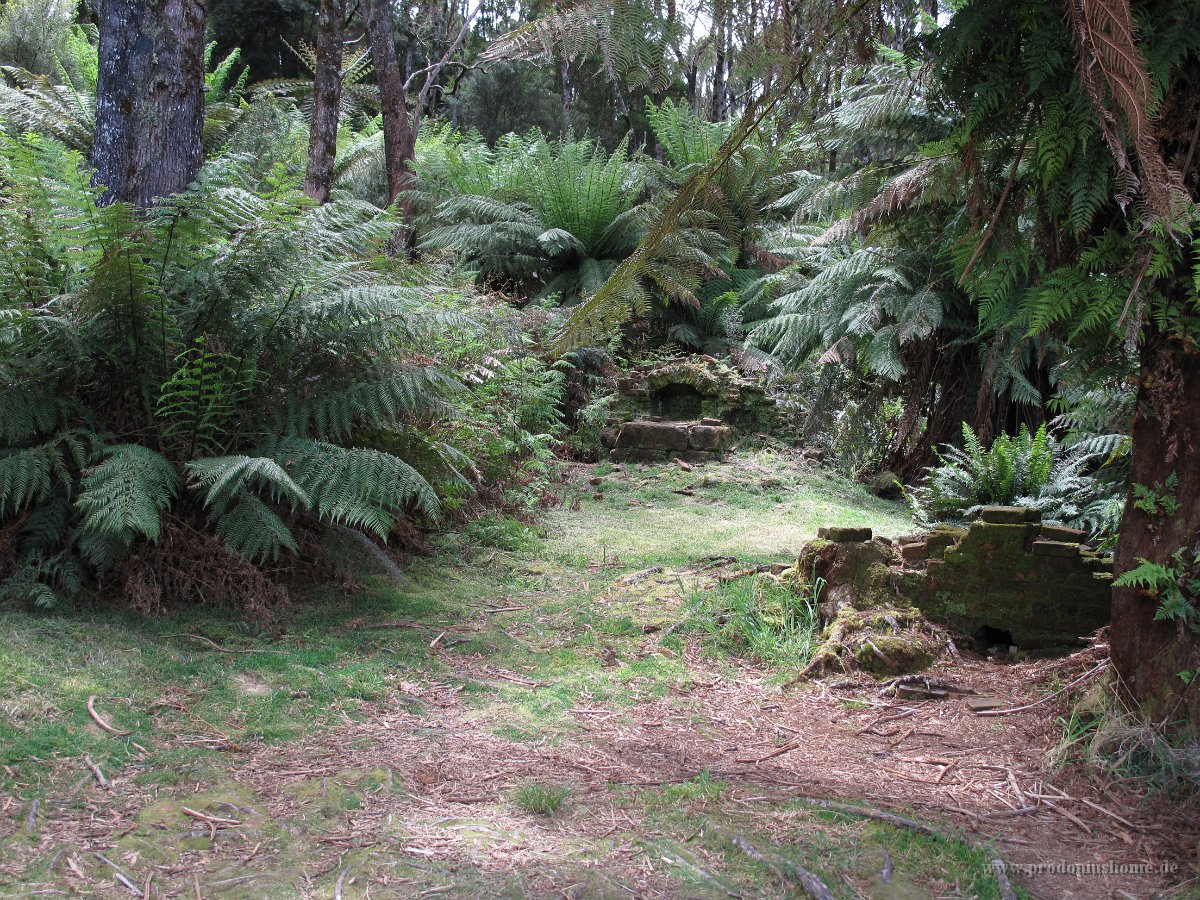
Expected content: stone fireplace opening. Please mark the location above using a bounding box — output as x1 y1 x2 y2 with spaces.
651 383 705 420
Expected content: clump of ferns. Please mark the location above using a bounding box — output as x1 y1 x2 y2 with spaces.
0 132 470 610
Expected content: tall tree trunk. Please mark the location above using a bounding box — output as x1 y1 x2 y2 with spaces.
559 53 571 138
1111 329 1200 727
365 0 416 215
92 0 206 207
305 0 345 204
710 1 727 122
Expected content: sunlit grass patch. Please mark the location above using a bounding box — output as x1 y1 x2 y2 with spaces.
686 574 821 671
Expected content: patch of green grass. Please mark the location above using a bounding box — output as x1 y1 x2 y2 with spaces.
0 565 515 794
658 771 725 805
686 574 821 671
545 451 912 570
513 782 571 814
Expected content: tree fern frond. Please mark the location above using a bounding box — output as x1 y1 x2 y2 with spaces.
75 444 178 545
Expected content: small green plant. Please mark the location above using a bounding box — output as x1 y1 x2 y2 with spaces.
1113 547 1200 635
660 771 725 804
1131 473 1179 517
910 421 1121 540
513 782 571 815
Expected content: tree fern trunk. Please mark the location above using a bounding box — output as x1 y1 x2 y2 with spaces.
92 0 206 207
1111 330 1200 728
304 0 345 204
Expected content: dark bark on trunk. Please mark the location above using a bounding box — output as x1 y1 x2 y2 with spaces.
710 3 727 122
559 53 571 138
365 0 416 214
92 0 206 207
1111 330 1200 727
305 0 345 204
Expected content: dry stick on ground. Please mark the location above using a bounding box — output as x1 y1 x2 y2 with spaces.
794 797 1023 897
726 832 835 900
975 662 1109 717
87 695 131 736
165 633 290 655
84 755 111 791
94 852 139 895
992 859 1019 900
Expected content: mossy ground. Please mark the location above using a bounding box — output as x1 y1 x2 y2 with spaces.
0 452 1178 898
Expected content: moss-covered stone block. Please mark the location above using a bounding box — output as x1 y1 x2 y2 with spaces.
1040 524 1088 543
817 526 873 543
979 506 1038 524
902 517 1110 648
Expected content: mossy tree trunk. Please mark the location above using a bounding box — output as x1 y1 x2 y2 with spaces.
92 0 206 207
1111 329 1200 727
304 0 345 204
365 0 416 216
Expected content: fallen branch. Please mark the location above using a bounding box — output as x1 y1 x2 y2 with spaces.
736 741 800 764
619 566 664 584
993 859 1018 900
729 833 835 900
84 755 111 791
975 662 1108 717
793 797 941 838
87 696 131 736
94 852 139 895
181 807 241 827
165 633 289 655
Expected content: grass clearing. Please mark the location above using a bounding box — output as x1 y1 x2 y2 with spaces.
1 451 1166 898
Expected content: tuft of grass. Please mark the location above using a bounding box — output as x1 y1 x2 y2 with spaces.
513 782 571 814
659 771 725 804
687 575 821 671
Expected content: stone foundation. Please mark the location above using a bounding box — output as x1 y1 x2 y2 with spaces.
791 506 1112 651
608 419 734 463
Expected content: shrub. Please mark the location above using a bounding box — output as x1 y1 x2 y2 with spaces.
0 133 466 609
513 782 570 814
909 421 1123 541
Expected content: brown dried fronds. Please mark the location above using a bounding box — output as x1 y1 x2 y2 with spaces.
119 514 286 619
1066 0 1186 219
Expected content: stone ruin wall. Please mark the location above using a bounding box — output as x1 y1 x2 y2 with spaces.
807 506 1112 651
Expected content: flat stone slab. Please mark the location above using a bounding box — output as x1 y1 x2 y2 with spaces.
966 696 1007 713
614 420 688 451
1031 539 1081 558
979 506 1038 525
1040 524 1088 543
817 526 873 543
687 424 733 451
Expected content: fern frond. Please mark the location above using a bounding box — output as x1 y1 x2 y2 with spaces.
75 444 178 545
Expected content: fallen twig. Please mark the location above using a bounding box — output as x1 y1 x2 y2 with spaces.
619 566 664 584
165 633 289 654
793 797 940 837
728 832 835 900
94 852 139 895
87 696 131 736
181 807 241 827
736 741 799 764
975 662 1108 717
84 755 111 791
993 859 1018 900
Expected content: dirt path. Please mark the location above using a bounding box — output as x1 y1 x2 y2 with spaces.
2 458 1197 898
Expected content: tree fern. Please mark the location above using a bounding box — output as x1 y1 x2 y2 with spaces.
0 130 472 609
